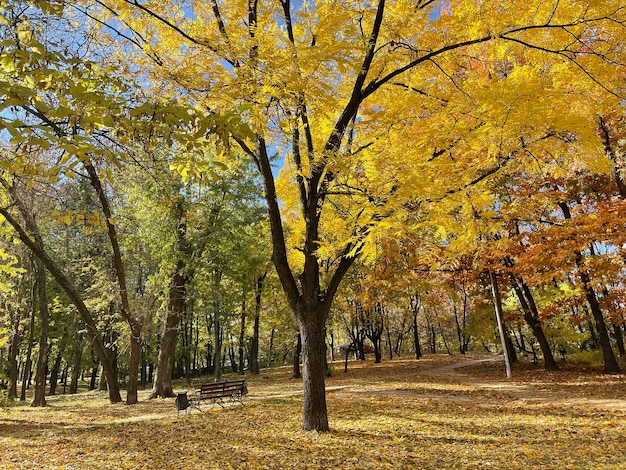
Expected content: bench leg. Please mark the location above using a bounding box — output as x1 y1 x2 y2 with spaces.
189 398 202 412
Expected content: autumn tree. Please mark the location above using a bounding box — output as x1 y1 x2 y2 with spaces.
83 0 626 431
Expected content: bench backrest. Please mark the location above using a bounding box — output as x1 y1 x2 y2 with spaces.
198 380 246 397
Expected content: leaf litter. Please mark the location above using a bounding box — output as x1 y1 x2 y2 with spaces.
1 353 624 469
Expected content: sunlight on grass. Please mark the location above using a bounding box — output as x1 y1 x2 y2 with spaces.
2 355 625 469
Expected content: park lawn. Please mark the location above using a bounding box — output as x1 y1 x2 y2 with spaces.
1 354 625 469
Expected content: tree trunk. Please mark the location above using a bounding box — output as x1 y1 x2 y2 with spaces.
213 322 222 383
229 343 237 373
490 272 512 379
581 272 620 373
557 202 620 373
238 301 246 375
140 345 147 388
126 333 141 404
292 333 302 379
613 322 625 357
251 315 260 375
48 339 66 396
150 202 187 399
251 273 266 375
453 303 464 355
181 305 192 382
299 317 328 432
20 280 37 401
411 295 422 360
69 333 84 394
267 327 275 368
98 337 118 393
32 259 48 407
508 273 559 370
85 162 142 405
7 319 20 400
438 321 452 355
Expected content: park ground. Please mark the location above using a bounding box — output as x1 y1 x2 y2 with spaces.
1 353 625 469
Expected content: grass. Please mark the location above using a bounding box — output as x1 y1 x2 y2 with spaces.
1 353 625 469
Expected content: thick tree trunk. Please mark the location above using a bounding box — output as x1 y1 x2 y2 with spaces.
150 304 180 398
150 203 187 399
299 317 328 432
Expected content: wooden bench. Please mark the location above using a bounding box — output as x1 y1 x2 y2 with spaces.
190 379 248 410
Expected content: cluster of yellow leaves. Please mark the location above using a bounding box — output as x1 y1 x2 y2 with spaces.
89 0 626 285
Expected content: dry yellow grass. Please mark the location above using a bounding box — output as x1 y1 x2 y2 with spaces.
1 354 625 469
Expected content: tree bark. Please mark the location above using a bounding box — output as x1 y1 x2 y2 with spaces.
580 269 620 373
299 316 328 432
98 336 118 393
7 316 20 400
292 333 302 379
490 272 512 379
150 200 187 399
411 294 422 360
69 332 84 394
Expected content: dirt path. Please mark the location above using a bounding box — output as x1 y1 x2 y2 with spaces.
349 355 626 412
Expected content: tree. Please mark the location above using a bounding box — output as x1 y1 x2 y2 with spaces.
90 0 626 431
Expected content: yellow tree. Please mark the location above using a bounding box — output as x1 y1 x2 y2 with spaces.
90 0 626 430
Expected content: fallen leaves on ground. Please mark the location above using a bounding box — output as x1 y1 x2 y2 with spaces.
1 354 625 469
